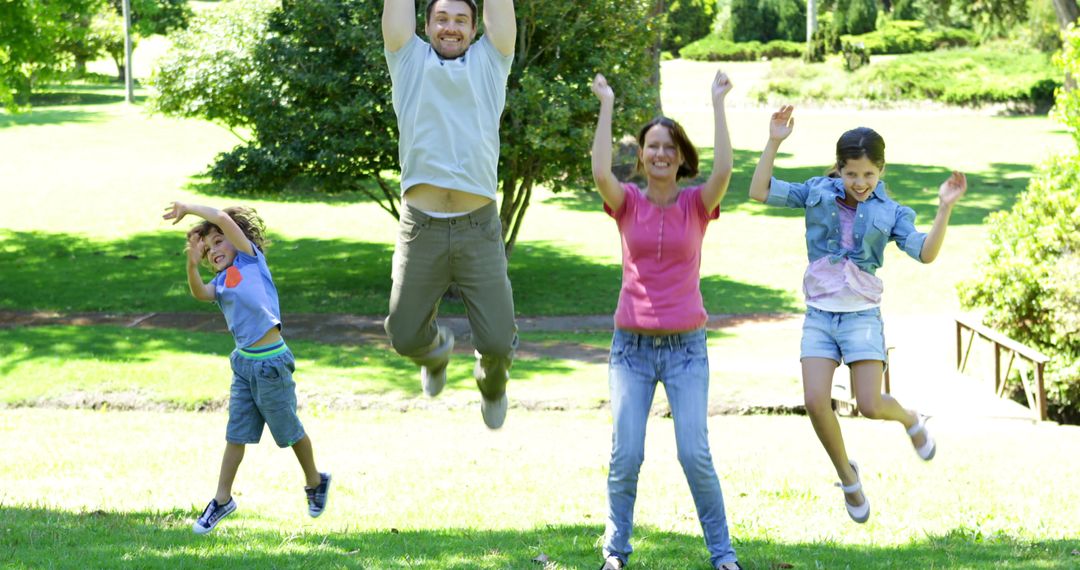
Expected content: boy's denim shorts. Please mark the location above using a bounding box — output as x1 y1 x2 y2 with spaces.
800 306 887 365
226 344 306 448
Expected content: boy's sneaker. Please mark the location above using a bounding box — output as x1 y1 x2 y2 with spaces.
192 497 236 535
305 472 331 518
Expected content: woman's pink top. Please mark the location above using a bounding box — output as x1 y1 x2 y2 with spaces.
605 183 719 331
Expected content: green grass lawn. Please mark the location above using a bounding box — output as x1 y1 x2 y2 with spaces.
1 408 1077 568
1 67 1070 317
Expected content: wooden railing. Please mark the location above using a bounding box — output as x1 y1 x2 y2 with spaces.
955 314 1051 421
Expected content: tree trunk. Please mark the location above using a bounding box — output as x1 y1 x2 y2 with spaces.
1055 0 1080 90
649 0 664 115
1053 0 1080 29
498 160 535 259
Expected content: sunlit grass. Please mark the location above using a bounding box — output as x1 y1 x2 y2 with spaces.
1 408 1077 568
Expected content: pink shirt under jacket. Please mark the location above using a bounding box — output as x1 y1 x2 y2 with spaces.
605 183 719 331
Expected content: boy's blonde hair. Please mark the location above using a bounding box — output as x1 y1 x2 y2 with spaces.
185 207 270 262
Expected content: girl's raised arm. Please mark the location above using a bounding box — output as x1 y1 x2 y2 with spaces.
749 105 794 203
919 171 967 263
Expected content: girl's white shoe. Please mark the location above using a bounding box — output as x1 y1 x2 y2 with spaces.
907 413 937 461
836 460 870 524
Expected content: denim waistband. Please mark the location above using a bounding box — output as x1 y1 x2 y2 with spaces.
402 201 498 227
613 327 705 348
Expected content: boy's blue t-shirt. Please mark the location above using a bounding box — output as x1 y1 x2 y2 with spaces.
211 243 281 349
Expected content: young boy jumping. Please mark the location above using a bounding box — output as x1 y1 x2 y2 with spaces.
164 202 331 534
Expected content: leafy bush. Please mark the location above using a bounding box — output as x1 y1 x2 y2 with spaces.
664 0 718 53
861 46 1057 106
841 40 869 71
750 45 1059 107
958 153 1080 423
840 20 977 55
680 36 804 61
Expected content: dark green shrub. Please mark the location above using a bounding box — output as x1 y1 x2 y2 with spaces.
841 40 869 71
730 0 768 42
844 0 877 35
770 0 806 42
664 0 718 53
892 0 919 20
958 153 1080 423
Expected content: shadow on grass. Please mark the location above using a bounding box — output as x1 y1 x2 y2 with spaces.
545 148 1033 227
0 108 108 128
0 230 394 316
1 507 1075 569
28 91 129 107
0 325 589 397
0 231 796 317
510 242 798 315
183 175 400 206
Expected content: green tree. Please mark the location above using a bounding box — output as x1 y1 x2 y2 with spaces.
892 0 920 19
771 0 807 41
844 0 878 34
730 0 768 42
102 0 193 80
151 0 660 256
663 0 718 53
150 0 276 137
109 0 192 37
0 0 101 108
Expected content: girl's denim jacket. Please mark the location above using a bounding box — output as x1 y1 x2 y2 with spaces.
765 176 927 276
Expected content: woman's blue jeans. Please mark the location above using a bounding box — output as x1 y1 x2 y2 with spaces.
602 328 737 567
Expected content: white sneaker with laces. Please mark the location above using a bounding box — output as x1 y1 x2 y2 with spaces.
192 497 236 534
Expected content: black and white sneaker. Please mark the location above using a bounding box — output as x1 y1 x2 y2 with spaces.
305 472 331 518
192 497 236 534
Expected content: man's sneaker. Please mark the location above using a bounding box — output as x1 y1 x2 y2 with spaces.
305 472 331 518
481 393 508 430
599 555 625 570
420 329 454 397
192 497 236 534
421 363 449 397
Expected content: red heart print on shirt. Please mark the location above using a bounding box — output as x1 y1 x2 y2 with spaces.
225 266 243 288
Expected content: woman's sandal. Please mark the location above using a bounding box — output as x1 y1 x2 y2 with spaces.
835 460 870 524
907 413 937 461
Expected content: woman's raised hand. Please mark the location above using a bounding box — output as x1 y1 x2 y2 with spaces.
592 73 614 105
712 69 732 102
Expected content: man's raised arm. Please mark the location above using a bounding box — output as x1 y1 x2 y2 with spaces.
383 0 416 53
484 0 516 57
